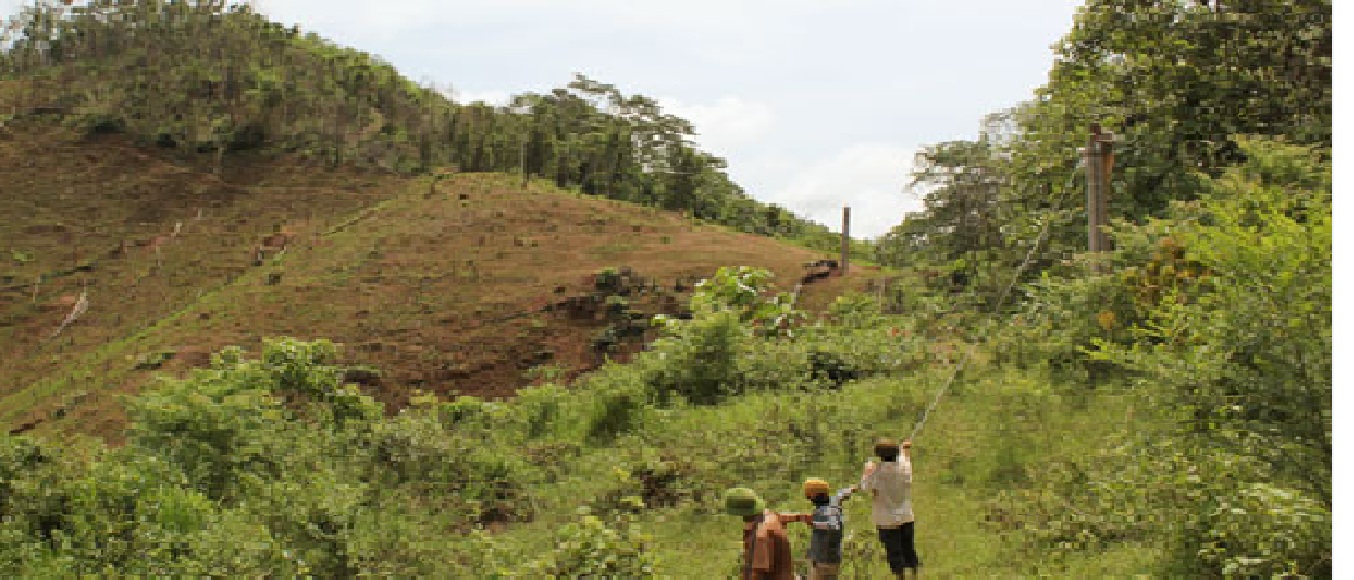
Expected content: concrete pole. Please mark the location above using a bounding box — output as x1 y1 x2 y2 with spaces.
840 206 851 275
1096 129 1114 252
1085 124 1115 254
520 139 529 189
1086 125 1104 254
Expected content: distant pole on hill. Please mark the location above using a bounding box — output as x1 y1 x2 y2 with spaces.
840 206 850 275
520 139 528 188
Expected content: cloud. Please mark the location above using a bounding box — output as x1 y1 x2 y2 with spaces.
661 96 775 155
763 143 924 239
446 89 512 106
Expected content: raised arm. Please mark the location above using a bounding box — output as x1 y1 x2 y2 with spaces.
835 486 858 504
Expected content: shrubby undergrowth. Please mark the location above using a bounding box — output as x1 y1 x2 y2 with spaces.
0 152 1331 575
0 266 915 575
989 139 1331 577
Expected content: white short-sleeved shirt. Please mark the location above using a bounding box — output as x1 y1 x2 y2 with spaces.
860 456 914 526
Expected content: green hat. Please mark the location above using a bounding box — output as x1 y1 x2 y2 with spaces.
723 487 765 517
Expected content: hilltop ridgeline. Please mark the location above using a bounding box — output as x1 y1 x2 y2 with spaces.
0 0 831 240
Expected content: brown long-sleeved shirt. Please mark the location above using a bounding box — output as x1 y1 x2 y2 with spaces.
741 510 812 580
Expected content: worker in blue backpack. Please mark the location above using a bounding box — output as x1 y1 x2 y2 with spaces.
800 478 857 580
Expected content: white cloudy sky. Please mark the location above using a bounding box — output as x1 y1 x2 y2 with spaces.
2 0 1085 237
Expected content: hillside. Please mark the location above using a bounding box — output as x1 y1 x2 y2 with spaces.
0 1 1330 576
0 1 834 239
0 118 870 441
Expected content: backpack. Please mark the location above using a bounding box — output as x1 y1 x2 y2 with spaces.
811 503 844 531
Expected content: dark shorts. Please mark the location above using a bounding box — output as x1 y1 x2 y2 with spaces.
877 523 920 572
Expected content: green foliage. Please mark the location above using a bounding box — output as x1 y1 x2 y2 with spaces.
825 292 882 328
0 436 298 576
645 266 798 404
1 2 825 236
1093 138 1331 491
733 338 818 393
525 508 659 578
0 6 1334 568
878 0 1330 316
584 367 651 441
996 138 1332 577
999 265 1140 385
55 454 188 568
137 508 297 576
0 435 61 514
688 266 774 318
790 229 876 264
887 138 1008 266
2 339 560 573
132 350 176 370
874 111 1065 302
365 407 537 525
1098 140 1330 575
125 339 380 507
646 309 745 405
590 441 710 513
639 270 899 407
126 365 287 502
511 383 569 439
689 266 806 341
261 337 341 395
1046 0 1330 217
244 467 368 576
0 436 85 574
1197 482 1329 578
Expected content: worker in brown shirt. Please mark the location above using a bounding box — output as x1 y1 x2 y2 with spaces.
725 487 812 580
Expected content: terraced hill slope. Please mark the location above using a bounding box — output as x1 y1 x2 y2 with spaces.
0 119 873 441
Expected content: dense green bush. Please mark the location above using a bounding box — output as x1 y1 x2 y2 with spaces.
1196 482 1330 578
645 309 746 404
2 338 567 573
999 138 1332 576
733 339 817 392
364 407 538 525
524 507 659 578
584 367 652 442
126 372 286 502
642 266 822 404
1091 138 1331 486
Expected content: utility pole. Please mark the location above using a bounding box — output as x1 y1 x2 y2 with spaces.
1085 124 1115 255
840 206 851 276
520 138 529 189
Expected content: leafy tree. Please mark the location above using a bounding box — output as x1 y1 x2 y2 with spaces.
126 348 290 502
882 0 1331 304
2 3 828 237
1004 138 1331 577
1092 138 1330 501
1027 0 1331 223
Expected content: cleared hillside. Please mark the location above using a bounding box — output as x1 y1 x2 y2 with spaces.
0 119 872 441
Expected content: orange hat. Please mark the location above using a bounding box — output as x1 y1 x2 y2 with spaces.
803 478 830 499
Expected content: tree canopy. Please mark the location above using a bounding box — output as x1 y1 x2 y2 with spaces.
877 0 1331 297
0 0 828 238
